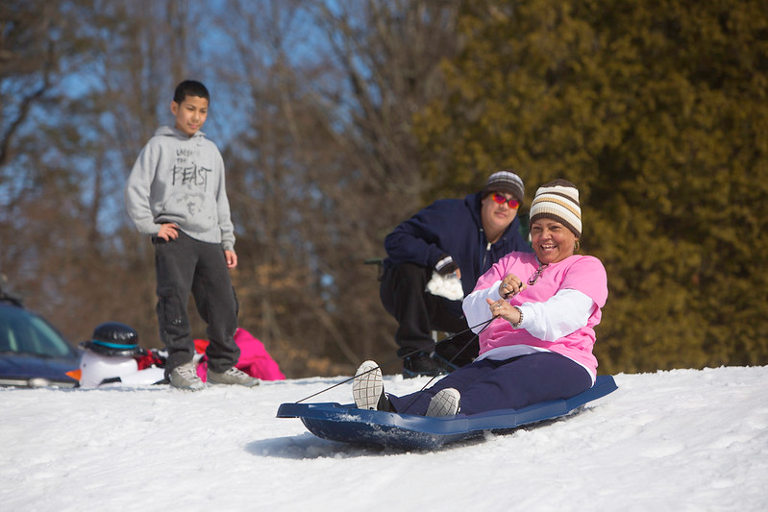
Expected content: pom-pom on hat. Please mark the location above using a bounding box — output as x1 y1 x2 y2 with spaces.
529 179 582 238
482 170 525 203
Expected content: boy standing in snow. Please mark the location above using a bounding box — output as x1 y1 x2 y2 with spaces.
125 80 257 390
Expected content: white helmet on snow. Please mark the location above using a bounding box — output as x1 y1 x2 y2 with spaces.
78 350 139 388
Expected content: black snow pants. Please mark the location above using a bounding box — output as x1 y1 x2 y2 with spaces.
153 231 239 375
379 262 478 365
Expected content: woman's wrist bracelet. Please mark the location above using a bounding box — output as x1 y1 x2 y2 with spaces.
510 306 523 328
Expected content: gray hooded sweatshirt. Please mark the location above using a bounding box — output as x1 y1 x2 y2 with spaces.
124 126 235 251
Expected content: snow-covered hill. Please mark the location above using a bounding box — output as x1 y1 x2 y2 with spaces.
1 366 766 511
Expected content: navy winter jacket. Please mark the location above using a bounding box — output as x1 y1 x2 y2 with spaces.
383 192 532 298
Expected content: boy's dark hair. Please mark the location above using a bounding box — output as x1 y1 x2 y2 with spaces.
173 80 210 104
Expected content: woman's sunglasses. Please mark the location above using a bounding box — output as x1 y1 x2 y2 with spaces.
491 193 520 209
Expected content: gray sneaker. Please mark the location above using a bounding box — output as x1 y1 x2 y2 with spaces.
169 362 205 391
352 360 383 410
207 367 260 387
426 388 461 417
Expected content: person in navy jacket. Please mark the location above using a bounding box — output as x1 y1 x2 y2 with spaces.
380 170 531 377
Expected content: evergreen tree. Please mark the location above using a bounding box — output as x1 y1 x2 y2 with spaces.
413 0 768 372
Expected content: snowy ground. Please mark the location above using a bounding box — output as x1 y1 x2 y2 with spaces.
1 365 766 511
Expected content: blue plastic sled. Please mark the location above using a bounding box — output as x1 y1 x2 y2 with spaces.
277 375 617 450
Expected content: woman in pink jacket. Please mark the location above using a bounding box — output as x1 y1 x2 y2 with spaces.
353 179 608 416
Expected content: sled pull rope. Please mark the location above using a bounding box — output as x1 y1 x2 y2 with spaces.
294 316 495 404
399 316 494 412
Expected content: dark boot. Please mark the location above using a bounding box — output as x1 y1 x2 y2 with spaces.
433 334 479 370
403 352 447 378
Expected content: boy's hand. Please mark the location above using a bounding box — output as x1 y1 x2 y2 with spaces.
157 223 179 241
224 250 238 269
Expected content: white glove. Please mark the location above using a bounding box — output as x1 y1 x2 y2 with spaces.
425 271 464 301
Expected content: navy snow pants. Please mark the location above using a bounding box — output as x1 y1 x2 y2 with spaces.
387 351 592 416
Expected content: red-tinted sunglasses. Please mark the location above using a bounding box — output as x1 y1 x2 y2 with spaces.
491 193 520 209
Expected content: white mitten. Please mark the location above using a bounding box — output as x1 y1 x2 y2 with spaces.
425 271 464 301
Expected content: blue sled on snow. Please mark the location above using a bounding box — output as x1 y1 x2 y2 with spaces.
277 375 617 450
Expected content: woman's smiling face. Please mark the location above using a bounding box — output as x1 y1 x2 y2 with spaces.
529 218 578 264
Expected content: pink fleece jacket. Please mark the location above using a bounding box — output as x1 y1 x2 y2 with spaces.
471 252 608 378
195 328 285 381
